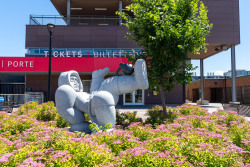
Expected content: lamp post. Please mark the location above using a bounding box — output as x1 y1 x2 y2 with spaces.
47 23 55 101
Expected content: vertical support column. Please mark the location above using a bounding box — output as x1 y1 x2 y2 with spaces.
224 74 227 102
119 1 123 26
231 45 238 103
197 58 208 105
242 86 245 104
200 59 204 101
183 84 186 103
67 0 71 25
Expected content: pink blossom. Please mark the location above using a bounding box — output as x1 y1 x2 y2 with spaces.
176 161 184 165
212 134 222 139
0 157 9 163
227 110 237 114
34 157 43 160
43 136 52 141
31 161 45 167
199 162 205 165
161 137 169 140
112 140 122 144
176 117 186 121
45 148 53 154
0 153 14 163
124 135 132 139
34 151 43 156
157 152 167 158
59 155 71 162
128 122 141 127
22 157 36 165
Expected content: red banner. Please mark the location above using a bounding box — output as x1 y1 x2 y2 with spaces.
0 57 128 73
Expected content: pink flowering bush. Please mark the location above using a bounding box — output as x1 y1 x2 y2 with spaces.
0 103 250 166
16 101 70 128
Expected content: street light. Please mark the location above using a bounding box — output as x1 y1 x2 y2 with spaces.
47 23 55 101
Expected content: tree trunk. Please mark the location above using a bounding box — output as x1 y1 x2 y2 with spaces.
160 86 167 115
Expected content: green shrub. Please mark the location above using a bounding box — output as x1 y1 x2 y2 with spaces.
116 110 143 128
144 105 176 126
36 102 57 122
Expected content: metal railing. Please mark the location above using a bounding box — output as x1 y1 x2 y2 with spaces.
30 15 123 26
222 103 250 117
0 92 44 106
0 94 28 106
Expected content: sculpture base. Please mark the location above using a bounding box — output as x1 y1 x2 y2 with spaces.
197 100 209 105
229 101 240 105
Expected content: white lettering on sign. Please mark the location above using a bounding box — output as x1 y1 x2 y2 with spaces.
72 51 76 57
44 51 49 57
66 51 70 57
40 49 145 58
60 51 65 57
78 51 82 57
32 49 144 58
94 52 98 58
113 52 117 58
7 61 34 68
20 61 23 67
41 50 139 58
13 61 18 67
100 52 105 57
53 51 59 57
2 60 3 68
8 61 12 67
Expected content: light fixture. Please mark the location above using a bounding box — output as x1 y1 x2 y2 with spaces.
71 8 82 10
47 23 55 32
215 48 220 52
46 23 55 101
215 45 229 52
95 8 107 10
221 45 229 51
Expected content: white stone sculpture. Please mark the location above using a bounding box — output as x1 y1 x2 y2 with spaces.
55 59 148 133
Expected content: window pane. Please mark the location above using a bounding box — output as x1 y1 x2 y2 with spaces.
125 93 133 103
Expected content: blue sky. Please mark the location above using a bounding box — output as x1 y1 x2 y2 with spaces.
0 0 249 76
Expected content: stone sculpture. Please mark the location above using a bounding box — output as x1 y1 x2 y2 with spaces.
115 63 134 76
55 59 148 133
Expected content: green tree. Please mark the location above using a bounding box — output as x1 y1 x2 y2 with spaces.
117 0 212 114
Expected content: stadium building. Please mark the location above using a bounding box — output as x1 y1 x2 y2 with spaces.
0 0 240 105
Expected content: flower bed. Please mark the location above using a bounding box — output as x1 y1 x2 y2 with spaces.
0 102 249 166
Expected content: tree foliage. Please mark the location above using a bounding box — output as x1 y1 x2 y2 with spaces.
117 0 212 113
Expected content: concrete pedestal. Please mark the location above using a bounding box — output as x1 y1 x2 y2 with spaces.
197 100 209 105
229 101 240 105
185 99 192 103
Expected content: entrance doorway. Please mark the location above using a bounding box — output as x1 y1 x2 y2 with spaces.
211 88 223 102
123 90 144 105
192 89 199 102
